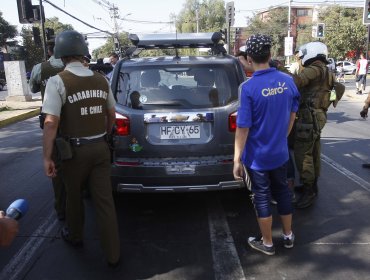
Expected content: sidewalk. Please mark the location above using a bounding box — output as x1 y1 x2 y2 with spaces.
0 96 42 128
0 87 367 129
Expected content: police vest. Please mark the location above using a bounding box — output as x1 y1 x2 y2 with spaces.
40 61 64 101
58 71 109 138
298 61 333 111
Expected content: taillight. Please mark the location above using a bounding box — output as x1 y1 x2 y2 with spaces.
228 112 237 132
115 113 130 136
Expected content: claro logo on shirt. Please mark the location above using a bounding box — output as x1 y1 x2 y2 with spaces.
261 82 288 97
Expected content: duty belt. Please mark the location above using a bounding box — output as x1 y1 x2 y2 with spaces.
69 136 105 147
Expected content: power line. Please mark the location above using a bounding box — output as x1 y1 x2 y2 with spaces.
43 0 113 35
119 18 174 24
238 0 362 14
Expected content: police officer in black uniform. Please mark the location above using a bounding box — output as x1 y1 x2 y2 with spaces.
29 38 66 221
42 30 120 267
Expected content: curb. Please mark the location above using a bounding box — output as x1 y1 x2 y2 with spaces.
0 108 40 128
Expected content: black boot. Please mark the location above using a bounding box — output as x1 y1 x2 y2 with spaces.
295 188 317 209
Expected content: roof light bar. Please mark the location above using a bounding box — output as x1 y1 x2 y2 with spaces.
129 32 223 49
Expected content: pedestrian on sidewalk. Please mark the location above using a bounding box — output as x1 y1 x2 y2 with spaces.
355 53 368 95
42 30 120 267
336 65 345 83
233 34 299 256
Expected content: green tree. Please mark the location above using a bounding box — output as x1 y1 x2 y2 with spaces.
174 0 225 56
94 0 226 59
0 12 17 46
20 17 73 71
92 32 130 59
176 0 225 33
246 7 289 58
21 26 43 71
317 6 366 60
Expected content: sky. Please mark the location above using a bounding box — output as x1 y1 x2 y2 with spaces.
0 0 363 53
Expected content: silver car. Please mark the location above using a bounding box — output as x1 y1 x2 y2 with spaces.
336 61 356 74
109 32 246 192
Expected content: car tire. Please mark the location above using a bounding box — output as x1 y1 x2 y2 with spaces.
352 69 356 75
0 84 3 91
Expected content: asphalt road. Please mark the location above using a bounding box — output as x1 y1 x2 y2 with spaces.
0 80 369 280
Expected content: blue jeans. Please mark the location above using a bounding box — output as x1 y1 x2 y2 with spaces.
248 163 293 218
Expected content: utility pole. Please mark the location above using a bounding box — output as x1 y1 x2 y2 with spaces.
226 2 235 54
196 9 199 33
367 25 370 60
93 0 121 56
39 0 47 61
287 0 292 65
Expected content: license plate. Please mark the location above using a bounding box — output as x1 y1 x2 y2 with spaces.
160 125 200 139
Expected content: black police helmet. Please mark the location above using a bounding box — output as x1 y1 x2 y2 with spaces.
54 30 89 59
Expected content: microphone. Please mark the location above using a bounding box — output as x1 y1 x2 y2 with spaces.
6 199 29 220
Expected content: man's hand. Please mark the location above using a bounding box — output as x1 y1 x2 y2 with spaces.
233 160 244 181
43 158 57 178
360 107 368 119
0 211 19 246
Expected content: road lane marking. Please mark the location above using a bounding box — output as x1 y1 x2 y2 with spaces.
321 154 370 193
0 212 58 280
207 197 246 280
314 242 370 245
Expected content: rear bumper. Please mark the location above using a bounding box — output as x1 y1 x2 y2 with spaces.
114 181 244 192
111 160 244 192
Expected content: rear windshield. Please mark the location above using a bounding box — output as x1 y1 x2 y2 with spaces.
115 64 239 109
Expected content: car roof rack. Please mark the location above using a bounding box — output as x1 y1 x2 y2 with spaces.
125 32 226 57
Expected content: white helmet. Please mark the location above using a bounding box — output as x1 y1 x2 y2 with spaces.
299 41 328 66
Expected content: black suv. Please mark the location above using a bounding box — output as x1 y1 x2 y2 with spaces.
109 32 246 192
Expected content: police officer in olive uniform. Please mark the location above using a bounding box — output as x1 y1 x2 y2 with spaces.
29 39 65 101
292 42 334 209
29 38 66 221
42 30 120 266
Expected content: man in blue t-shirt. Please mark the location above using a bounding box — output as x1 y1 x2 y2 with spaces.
233 34 300 256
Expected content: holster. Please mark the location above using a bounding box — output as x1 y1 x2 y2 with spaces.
295 122 314 142
39 113 46 129
55 137 73 161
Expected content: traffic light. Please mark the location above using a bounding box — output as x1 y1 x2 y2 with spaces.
226 2 235 26
45 28 55 41
364 0 370 24
17 0 45 23
17 0 33 23
317 23 325 38
32 27 42 46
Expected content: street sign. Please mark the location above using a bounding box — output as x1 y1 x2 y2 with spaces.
284 37 293 56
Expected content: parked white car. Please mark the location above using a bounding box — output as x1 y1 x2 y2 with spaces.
336 61 356 74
